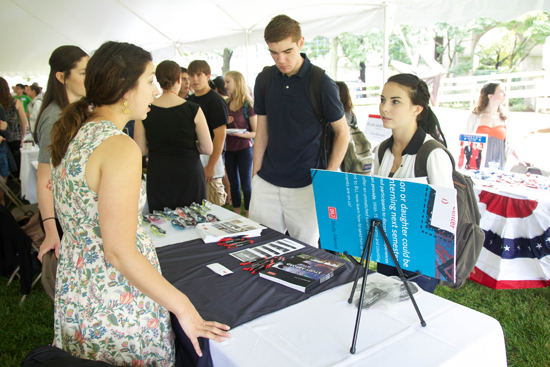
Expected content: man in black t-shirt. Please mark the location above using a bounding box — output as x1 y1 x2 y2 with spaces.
187 60 228 205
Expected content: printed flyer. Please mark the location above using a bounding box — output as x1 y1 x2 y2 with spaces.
364 114 392 143
311 170 457 281
458 133 488 170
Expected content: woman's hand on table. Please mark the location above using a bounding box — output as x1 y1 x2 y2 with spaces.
176 307 231 357
519 160 533 167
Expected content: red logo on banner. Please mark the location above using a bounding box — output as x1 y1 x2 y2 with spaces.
328 207 337 219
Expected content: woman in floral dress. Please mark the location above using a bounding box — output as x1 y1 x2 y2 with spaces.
49 41 230 366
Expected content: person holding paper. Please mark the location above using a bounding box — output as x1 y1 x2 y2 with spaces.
224 71 257 216
373 73 454 293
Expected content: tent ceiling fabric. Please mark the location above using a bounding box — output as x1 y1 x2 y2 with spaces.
1 0 549 77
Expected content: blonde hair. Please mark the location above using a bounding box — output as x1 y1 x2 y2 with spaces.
225 71 253 110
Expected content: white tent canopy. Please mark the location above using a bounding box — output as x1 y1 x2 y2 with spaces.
1 0 549 77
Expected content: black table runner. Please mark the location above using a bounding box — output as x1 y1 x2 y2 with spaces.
157 229 357 366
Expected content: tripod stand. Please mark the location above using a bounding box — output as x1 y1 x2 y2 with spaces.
344 218 427 354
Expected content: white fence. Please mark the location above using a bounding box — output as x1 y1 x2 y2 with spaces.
350 70 550 111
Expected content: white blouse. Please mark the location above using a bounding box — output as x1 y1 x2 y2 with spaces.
373 130 454 189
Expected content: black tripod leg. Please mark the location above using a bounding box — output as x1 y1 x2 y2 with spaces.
376 221 427 327
350 220 376 354
348 220 376 304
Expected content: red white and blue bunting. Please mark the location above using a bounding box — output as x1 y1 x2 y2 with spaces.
469 190 550 289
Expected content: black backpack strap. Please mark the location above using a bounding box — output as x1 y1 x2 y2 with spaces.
260 65 276 99
414 139 456 179
309 65 326 124
243 100 251 131
377 137 392 165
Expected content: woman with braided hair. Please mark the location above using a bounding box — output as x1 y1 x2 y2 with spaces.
373 73 454 293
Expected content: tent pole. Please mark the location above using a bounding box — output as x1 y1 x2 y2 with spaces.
245 30 250 85
382 2 394 86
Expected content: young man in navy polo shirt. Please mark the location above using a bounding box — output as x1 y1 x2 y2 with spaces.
250 14 349 247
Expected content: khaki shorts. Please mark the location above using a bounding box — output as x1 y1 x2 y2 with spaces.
206 178 227 206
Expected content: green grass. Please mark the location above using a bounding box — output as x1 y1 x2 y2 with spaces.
435 280 550 367
0 276 54 366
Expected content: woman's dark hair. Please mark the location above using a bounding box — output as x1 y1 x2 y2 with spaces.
386 73 447 147
0 77 13 111
473 82 507 121
156 60 181 90
50 41 152 167
336 81 354 116
212 76 228 97
34 45 88 141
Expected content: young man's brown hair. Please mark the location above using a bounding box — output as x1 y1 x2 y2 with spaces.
264 14 302 44
187 60 211 76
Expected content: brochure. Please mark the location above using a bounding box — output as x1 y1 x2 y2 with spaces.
259 252 346 292
458 133 488 170
195 217 266 243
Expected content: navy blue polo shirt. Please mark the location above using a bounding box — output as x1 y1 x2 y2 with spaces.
254 54 344 188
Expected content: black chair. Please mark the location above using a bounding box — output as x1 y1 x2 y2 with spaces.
22 345 120 366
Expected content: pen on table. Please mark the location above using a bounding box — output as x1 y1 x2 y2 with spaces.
226 240 254 249
218 237 250 246
217 236 249 245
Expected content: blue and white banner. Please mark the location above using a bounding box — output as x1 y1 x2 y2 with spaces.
311 170 457 281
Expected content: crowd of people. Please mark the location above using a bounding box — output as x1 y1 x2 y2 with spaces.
0 12 537 367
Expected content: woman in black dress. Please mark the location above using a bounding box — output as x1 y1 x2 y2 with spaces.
134 60 212 211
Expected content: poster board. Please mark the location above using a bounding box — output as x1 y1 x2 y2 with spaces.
311 170 457 282
364 114 392 143
458 133 488 170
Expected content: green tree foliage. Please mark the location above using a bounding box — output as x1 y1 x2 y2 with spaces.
303 36 331 59
476 11 550 71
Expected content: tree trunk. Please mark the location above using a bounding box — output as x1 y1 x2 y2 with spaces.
330 37 339 80
222 48 233 75
359 62 366 83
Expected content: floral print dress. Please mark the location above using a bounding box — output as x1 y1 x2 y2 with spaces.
51 120 174 366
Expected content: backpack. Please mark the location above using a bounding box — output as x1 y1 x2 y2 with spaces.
378 138 485 288
243 100 251 131
259 65 336 170
341 114 373 175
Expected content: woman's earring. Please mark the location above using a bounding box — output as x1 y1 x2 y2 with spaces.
123 100 130 115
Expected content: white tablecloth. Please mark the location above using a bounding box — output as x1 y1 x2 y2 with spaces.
210 274 507 367
19 145 39 204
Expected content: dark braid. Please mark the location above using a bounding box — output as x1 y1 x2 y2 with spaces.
387 73 447 147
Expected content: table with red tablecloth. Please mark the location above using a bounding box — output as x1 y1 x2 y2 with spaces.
470 185 550 289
